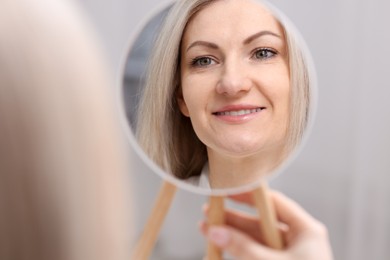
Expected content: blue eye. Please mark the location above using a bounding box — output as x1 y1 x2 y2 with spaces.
191 57 214 67
254 48 277 60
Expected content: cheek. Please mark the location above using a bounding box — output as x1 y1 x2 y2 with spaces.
275 80 290 119
271 64 290 100
181 76 211 115
262 70 290 105
276 81 290 128
181 82 199 117
262 68 290 120
178 97 190 117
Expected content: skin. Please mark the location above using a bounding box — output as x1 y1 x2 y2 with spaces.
178 0 290 188
200 191 334 260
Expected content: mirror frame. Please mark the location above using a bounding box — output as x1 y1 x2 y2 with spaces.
117 0 318 196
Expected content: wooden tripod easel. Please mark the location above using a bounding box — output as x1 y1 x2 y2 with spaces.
131 180 283 259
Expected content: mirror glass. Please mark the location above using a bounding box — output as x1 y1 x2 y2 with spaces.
121 0 316 195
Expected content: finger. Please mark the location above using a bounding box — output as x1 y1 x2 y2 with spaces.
203 204 258 229
206 225 282 260
228 192 255 206
227 190 317 232
271 191 320 232
203 206 263 242
202 203 209 215
224 208 263 242
198 220 208 236
203 203 289 243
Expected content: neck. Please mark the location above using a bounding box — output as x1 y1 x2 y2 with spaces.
207 147 286 189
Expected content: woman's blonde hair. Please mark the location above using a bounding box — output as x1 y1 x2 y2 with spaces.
137 0 311 180
0 0 131 259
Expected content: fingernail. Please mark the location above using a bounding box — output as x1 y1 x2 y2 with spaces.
202 204 209 214
208 227 230 247
198 220 204 228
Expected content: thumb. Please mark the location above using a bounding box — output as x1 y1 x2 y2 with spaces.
207 226 281 260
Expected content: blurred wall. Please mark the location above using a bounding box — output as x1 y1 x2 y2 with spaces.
78 0 390 259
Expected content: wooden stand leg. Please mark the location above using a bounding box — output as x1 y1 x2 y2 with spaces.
131 181 177 260
206 196 225 260
252 180 284 250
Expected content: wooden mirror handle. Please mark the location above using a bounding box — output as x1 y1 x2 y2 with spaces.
132 180 282 260
206 196 225 260
131 181 177 259
252 180 284 249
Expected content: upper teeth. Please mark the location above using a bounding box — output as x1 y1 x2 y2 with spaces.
216 108 262 116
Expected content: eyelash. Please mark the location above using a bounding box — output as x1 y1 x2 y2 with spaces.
189 48 278 68
252 48 278 60
190 56 215 67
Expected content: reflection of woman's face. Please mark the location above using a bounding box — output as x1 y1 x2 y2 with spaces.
178 0 289 159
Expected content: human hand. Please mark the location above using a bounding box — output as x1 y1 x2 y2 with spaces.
200 191 333 260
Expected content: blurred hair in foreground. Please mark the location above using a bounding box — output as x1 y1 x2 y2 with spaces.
0 0 132 259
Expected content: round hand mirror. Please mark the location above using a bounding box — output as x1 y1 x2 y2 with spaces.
120 0 317 196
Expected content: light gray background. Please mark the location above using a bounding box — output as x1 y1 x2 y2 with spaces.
78 0 390 259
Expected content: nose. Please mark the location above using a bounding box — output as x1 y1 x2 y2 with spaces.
216 59 252 96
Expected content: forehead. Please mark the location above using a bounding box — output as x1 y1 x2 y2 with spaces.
182 0 283 45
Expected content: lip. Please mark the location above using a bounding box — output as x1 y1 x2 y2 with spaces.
212 104 266 123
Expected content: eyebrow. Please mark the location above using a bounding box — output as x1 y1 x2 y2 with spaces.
186 41 218 52
186 30 282 53
243 30 282 45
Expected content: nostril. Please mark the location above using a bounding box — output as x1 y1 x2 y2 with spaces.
216 78 253 96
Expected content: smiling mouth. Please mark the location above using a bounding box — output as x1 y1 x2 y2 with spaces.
213 107 265 116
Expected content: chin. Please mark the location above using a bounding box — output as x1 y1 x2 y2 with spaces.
227 138 287 157
220 142 268 157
